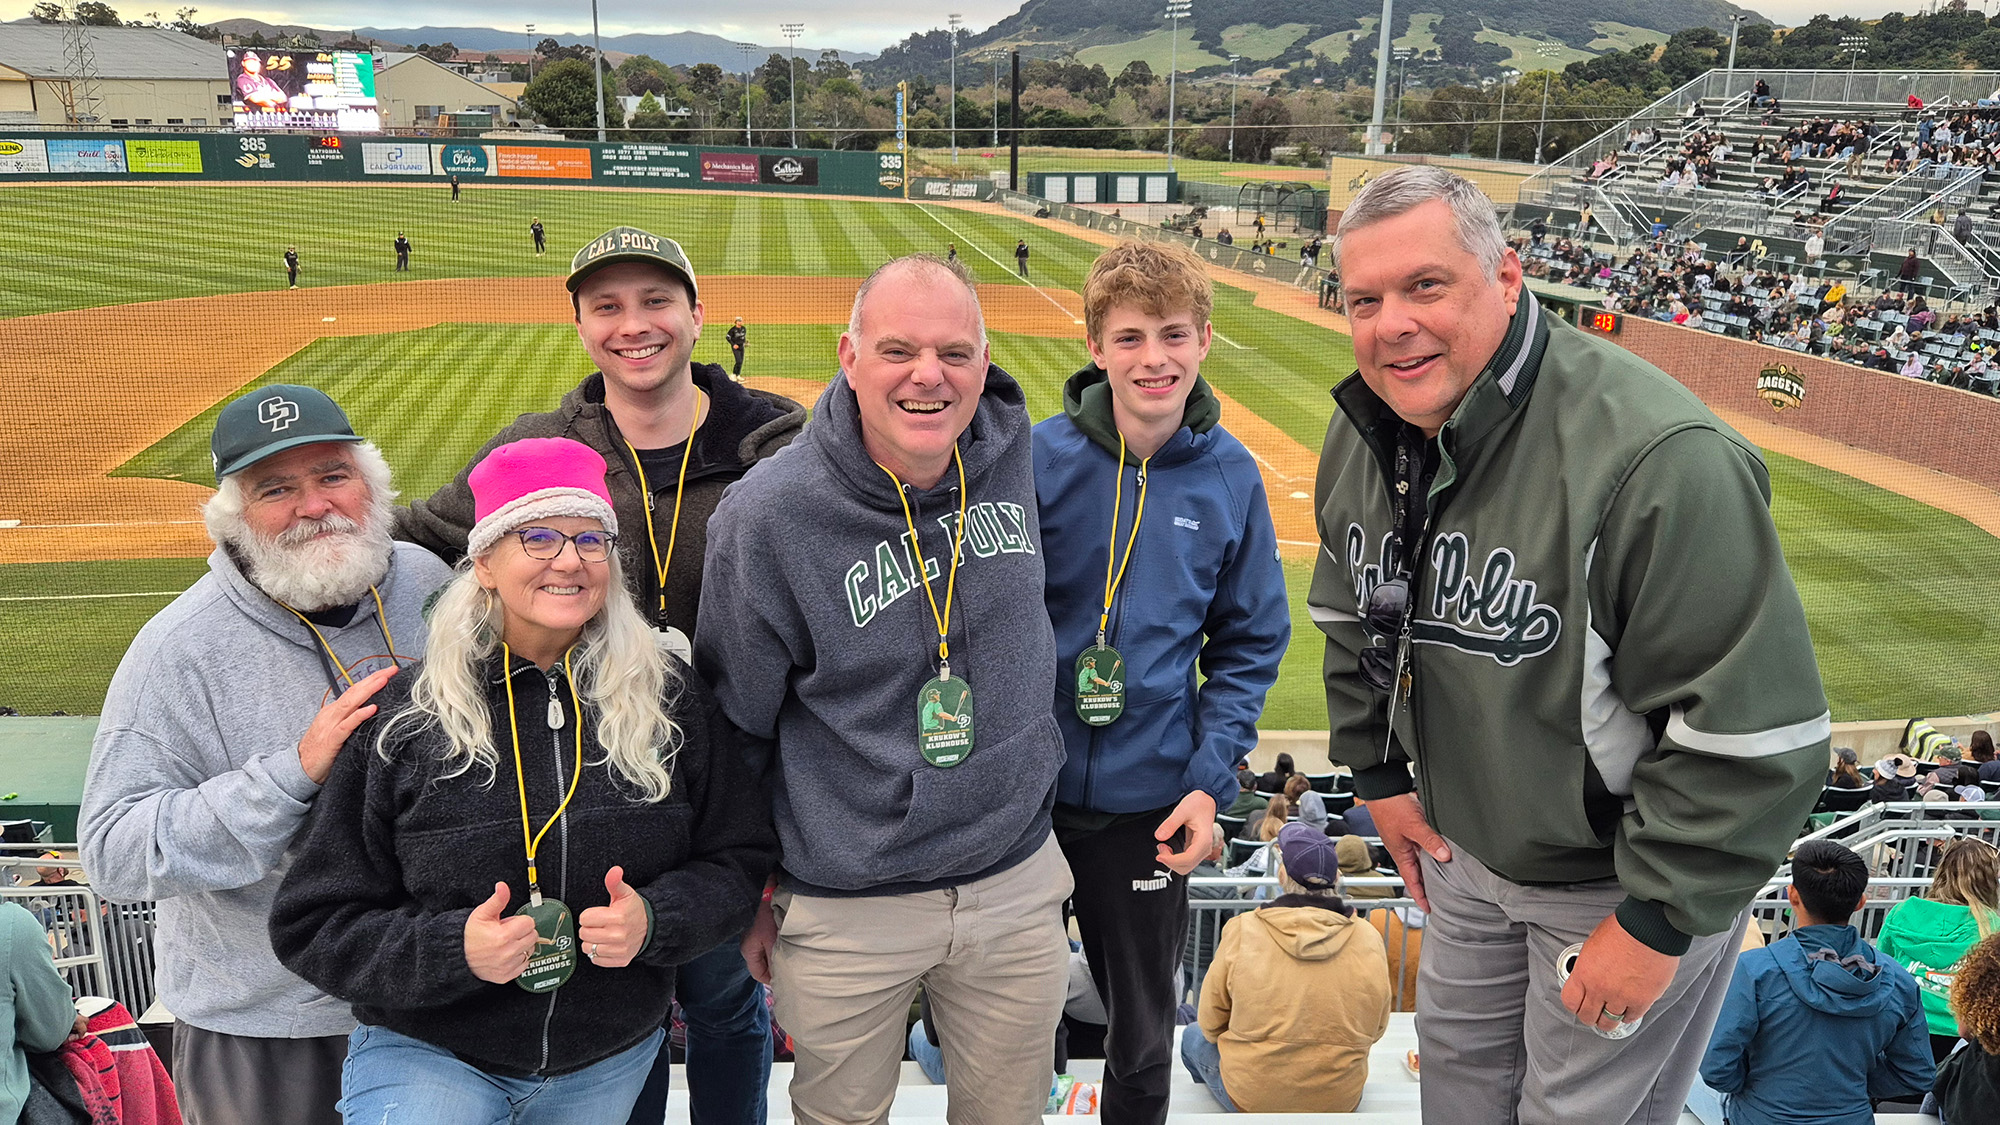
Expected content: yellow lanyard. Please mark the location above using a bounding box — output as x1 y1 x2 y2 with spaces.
502 644 585 903
1097 433 1150 648
623 391 707 614
879 447 970 674
281 586 398 688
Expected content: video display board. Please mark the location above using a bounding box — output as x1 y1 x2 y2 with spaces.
226 48 380 133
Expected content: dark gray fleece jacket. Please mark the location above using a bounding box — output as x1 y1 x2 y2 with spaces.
695 365 1063 896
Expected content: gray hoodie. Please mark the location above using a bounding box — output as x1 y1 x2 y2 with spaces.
696 366 1063 895
80 542 449 1037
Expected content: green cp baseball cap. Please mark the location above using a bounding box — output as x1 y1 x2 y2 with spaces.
567 226 699 301
211 384 362 482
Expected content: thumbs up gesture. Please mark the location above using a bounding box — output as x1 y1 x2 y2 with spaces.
464 881 539 983
577 866 648 969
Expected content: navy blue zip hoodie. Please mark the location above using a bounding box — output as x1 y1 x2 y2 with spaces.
697 365 1064 895
1033 365 1289 816
1699 924 1933 1125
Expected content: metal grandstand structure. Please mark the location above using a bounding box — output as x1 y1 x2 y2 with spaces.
1511 68 2000 297
56 5 104 126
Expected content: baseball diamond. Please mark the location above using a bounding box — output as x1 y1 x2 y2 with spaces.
0 181 1994 723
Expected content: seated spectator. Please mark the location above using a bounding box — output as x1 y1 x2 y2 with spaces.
1972 730 1999 783
1830 746 1866 789
1878 836 2000 1061
3 900 85 1124
1935 934 2000 1121
1285 775 1327 832
1180 825 1392 1113
1692 839 1931 1125
1224 768 1268 819
1238 791 1292 850
1341 799 1378 839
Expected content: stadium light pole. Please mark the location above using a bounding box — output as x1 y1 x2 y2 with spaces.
1725 15 1742 88
1227 53 1239 162
948 14 962 163
1494 69 1514 160
990 52 1001 146
1391 47 1412 154
1840 36 1868 102
525 23 534 83
1164 0 1190 170
781 22 803 147
590 0 605 142
1533 70 1550 165
1366 0 1393 155
738 41 756 145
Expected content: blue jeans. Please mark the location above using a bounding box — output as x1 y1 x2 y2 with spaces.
625 941 770 1125
907 1020 947 1085
339 1024 663 1125
1177 1024 1237 1112
1683 1075 1727 1125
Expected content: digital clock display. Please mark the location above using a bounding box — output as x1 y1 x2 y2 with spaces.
1580 309 1622 334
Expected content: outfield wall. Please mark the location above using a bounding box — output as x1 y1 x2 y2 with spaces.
1602 317 2000 494
0 132 906 196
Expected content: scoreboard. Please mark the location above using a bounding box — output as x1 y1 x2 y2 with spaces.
1578 308 1623 335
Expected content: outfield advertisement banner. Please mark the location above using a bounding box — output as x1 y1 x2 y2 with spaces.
362 142 430 176
496 146 592 179
4 132 903 195
47 139 127 174
434 143 493 177
0 139 49 174
700 153 759 184
125 139 203 174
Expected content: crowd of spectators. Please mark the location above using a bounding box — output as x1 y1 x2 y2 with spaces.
1514 224 2000 395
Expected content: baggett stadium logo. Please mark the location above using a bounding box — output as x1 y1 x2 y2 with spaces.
1345 524 1562 667
1756 363 1806 411
236 136 276 170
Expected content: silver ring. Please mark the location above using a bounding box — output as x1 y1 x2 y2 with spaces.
590 943 600 958
1601 1008 1627 1023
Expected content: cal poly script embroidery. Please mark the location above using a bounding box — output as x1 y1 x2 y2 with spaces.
846 502 1037 627
1344 523 1562 667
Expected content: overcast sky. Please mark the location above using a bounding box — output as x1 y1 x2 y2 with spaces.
6 0 1980 53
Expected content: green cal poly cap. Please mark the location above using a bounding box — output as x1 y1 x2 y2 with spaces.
211 384 362 482
567 226 699 301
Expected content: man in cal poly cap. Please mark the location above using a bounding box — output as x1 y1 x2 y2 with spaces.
398 227 803 1125
81 385 450 1125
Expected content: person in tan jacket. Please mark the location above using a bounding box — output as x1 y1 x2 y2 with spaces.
1180 823 1393 1112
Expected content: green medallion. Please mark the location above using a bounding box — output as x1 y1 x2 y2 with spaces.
918 674 975 767
514 897 577 993
1074 644 1125 726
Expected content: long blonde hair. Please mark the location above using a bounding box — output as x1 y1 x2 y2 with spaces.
380 551 679 801
1930 836 2000 940
1259 793 1293 842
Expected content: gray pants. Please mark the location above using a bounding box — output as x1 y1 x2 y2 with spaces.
1415 841 1744 1125
172 1021 346 1125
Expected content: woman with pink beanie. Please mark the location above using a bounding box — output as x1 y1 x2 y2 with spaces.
272 437 776 1124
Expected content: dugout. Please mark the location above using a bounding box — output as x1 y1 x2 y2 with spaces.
1236 180 1330 234
1027 171 1177 206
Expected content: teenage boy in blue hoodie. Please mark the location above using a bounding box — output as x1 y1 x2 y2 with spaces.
1692 839 1932 1125
1033 239 1290 1125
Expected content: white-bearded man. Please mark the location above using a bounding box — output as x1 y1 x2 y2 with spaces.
80 384 450 1125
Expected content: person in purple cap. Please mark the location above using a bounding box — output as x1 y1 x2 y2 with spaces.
1180 823 1391 1115
272 437 777 1124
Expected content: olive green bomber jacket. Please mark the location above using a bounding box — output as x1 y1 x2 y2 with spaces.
1308 296 1831 955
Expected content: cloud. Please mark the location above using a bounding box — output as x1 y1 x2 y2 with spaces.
140 0 1024 52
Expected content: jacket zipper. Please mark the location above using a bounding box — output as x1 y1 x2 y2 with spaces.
536 669 569 1074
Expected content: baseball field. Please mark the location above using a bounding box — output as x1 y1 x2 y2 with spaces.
2 179 1995 724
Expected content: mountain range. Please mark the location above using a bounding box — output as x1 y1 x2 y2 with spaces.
202 18 873 67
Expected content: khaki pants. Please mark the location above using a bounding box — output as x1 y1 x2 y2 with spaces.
771 835 1073 1125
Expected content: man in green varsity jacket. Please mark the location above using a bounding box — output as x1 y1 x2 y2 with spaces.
1310 166 1830 1125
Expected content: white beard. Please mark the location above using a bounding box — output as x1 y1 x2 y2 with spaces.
232 508 394 612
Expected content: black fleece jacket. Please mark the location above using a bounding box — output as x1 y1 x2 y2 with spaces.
270 652 776 1077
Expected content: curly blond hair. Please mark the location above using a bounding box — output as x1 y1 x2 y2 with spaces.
1083 240 1213 346
1950 933 2000 1056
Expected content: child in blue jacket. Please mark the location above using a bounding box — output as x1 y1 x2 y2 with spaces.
1033 239 1289 1125
1693 839 1932 1125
